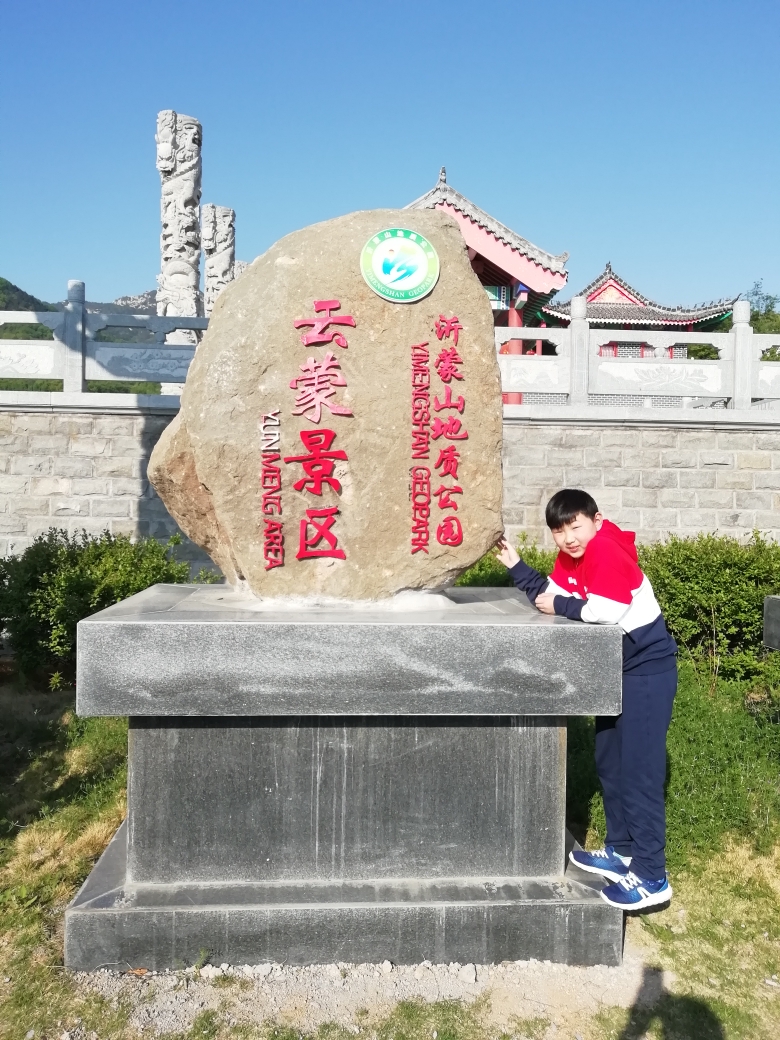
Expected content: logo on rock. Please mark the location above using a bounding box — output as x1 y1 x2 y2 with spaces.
360 228 440 303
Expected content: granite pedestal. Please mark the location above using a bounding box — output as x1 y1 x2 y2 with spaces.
65 585 624 970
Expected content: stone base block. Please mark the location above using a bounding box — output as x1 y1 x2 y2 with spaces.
127 715 567 883
65 824 623 970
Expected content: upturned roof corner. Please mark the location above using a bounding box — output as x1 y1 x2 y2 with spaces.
544 262 738 328
406 172 568 278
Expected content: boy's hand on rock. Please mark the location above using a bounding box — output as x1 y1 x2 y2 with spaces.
535 593 556 615
494 538 520 569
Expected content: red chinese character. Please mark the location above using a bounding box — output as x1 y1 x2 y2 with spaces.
437 515 463 546
433 484 463 511
284 428 348 495
434 346 464 383
290 351 353 424
431 416 468 441
293 300 355 348
433 384 465 413
434 445 460 479
297 506 346 560
435 314 463 346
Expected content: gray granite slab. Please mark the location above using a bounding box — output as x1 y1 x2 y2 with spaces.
65 823 623 969
77 585 622 717
765 595 780 650
126 715 566 884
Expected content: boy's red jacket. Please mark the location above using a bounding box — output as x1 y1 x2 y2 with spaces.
509 520 677 674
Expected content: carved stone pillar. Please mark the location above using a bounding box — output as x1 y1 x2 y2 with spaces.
202 204 236 316
155 110 202 391
155 110 202 326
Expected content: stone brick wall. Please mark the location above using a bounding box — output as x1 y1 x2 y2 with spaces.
503 421 780 547
0 409 210 569
1 410 779 567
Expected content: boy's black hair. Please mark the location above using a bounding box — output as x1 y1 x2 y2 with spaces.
545 488 600 529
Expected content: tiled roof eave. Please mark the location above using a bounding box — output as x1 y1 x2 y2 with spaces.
553 263 738 319
458 211 567 278
543 307 733 327
406 184 568 275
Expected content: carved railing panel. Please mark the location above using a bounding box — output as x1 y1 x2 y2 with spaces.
588 330 733 400
753 334 780 399
495 328 569 394
84 344 195 382
0 341 62 379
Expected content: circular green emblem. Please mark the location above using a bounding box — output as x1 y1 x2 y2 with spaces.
360 228 440 303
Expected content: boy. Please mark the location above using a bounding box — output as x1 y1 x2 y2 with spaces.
496 488 677 910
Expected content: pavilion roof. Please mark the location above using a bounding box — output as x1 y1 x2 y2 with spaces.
543 262 737 327
406 169 569 287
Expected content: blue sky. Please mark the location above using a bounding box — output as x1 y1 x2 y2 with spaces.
1 0 778 306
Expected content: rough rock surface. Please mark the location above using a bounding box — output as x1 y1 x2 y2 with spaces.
149 208 503 598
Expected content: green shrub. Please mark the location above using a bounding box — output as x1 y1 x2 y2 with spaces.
0 529 212 684
456 534 556 587
460 531 780 681
687 344 720 360
637 533 780 680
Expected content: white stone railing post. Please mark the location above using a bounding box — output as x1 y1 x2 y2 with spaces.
61 280 86 393
569 295 589 406
731 300 753 410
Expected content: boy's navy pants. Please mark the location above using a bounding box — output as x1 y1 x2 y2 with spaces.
594 664 677 881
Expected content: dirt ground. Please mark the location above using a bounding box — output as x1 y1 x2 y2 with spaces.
76 918 671 1036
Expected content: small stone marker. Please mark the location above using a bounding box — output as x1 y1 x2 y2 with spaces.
149 208 503 598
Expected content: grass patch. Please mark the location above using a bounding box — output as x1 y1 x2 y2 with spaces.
505 1016 549 1040
591 996 748 1039
86 380 162 395
566 662 780 866
373 996 489 1040
616 840 780 1039
155 1000 491 1040
0 685 128 1038
211 974 252 991
0 379 163 394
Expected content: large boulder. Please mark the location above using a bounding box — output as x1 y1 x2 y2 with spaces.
149 208 503 599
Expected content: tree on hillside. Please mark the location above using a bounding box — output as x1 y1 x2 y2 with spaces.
0 277 58 342
0 277 58 313
747 280 780 335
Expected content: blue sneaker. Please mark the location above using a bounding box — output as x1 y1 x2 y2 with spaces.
568 845 631 882
600 870 672 910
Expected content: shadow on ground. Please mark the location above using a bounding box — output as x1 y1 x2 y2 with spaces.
0 687 118 838
618 965 725 1039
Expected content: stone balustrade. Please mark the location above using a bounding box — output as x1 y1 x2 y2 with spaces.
3 287 780 417
0 280 207 393
498 299 780 412
3 284 780 557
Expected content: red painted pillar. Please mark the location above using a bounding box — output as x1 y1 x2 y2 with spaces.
501 299 524 355
503 298 525 403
